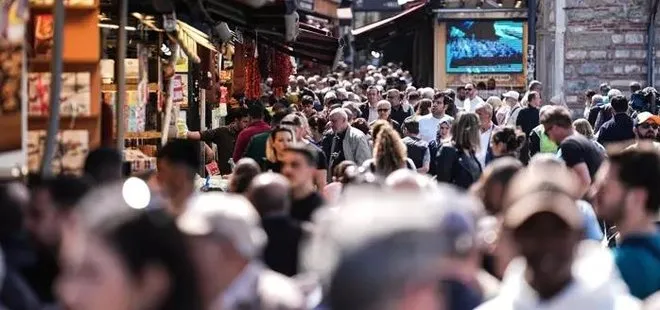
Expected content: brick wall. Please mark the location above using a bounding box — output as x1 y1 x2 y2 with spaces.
561 0 660 110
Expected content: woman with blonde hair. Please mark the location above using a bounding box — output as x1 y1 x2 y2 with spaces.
573 118 606 154
435 112 482 189
486 96 504 125
264 126 296 173
362 126 415 176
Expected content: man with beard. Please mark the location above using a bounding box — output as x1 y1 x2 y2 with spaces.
591 148 660 299
186 107 249 175
627 112 660 150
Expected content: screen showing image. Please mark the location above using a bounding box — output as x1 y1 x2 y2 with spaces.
446 20 524 74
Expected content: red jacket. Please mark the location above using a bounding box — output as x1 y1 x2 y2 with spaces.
232 120 271 162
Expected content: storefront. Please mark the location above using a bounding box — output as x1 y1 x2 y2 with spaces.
433 7 529 94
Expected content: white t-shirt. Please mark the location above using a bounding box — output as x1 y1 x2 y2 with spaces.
418 114 454 143
462 96 485 113
477 124 495 167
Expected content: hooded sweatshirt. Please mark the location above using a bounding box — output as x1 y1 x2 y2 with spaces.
476 241 641 310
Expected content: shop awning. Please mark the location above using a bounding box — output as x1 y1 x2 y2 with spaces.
134 13 217 63
245 24 340 65
352 3 427 50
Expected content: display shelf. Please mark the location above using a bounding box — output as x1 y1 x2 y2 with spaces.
0 114 22 152
27 115 100 147
124 131 162 140
101 83 159 93
29 4 97 13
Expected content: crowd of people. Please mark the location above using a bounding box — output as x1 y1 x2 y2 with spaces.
2 63 660 310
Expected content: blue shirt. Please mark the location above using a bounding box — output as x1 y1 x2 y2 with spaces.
577 200 603 241
615 232 660 299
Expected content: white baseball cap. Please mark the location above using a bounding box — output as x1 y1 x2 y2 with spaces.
177 193 267 259
502 91 520 100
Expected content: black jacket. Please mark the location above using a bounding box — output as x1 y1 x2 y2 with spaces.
261 215 306 277
435 144 482 189
597 113 635 145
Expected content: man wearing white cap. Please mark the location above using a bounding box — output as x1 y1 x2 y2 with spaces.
498 90 520 126
177 193 304 310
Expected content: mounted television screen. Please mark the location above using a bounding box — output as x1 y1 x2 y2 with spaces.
446 20 524 74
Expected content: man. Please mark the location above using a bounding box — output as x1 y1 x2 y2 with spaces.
456 85 467 102
232 103 271 162
477 168 640 309
83 147 123 184
177 193 304 310
157 139 200 217
247 173 306 277
418 94 454 143
595 88 625 132
519 80 543 108
475 102 496 167
402 116 431 174
627 112 660 150
281 113 328 189
459 83 485 113
23 176 91 303
228 158 261 194
541 106 604 197
280 143 325 223
406 90 421 110
592 148 660 300
300 95 317 119
528 105 559 158
516 91 542 137
587 94 606 128
322 108 371 173
186 107 249 175
369 100 402 136
386 88 413 126
498 90 520 126
596 95 635 146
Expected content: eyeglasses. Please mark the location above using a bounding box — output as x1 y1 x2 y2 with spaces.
378 109 390 112
639 123 659 130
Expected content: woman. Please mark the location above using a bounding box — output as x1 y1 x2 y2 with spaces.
415 98 432 116
428 118 453 177
264 126 297 173
573 119 606 154
307 115 327 146
490 126 526 159
57 182 202 310
362 126 415 176
369 119 391 147
435 113 482 189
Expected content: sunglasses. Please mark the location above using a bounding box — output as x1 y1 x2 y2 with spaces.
378 109 389 112
465 88 474 91
640 123 659 130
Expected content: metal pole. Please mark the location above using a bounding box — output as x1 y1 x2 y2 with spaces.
526 0 537 84
40 0 65 177
116 0 127 153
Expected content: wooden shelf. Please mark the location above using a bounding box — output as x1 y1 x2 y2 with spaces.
102 83 159 93
30 4 97 13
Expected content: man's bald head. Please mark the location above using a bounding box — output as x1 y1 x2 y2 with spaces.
229 158 261 194
247 173 291 216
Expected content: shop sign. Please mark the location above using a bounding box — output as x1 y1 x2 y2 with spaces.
298 0 314 11
353 0 400 11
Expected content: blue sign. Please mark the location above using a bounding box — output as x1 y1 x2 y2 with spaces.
353 0 401 11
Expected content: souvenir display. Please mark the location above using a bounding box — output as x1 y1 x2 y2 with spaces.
123 148 156 173
0 0 27 152
34 14 53 57
27 130 89 174
103 90 146 133
28 72 91 116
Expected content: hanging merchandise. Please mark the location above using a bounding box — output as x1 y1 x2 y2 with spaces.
244 42 261 100
269 50 293 98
